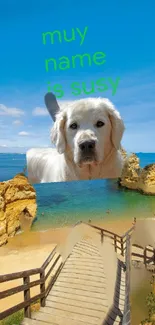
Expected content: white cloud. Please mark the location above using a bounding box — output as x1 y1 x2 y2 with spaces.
32 107 48 116
0 144 7 147
0 104 25 117
18 131 29 136
32 101 73 117
13 120 23 126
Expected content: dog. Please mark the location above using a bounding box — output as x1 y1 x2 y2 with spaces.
26 93 125 183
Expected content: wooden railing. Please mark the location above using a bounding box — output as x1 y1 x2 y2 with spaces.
83 221 135 256
0 246 63 321
131 244 155 268
84 221 155 266
122 234 131 325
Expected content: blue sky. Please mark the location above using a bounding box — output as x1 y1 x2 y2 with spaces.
0 0 155 153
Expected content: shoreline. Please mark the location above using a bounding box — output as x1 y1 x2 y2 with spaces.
0 217 134 259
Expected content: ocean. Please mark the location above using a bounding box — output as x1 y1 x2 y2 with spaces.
0 153 155 230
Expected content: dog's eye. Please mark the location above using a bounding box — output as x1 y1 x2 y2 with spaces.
70 123 78 130
96 121 105 128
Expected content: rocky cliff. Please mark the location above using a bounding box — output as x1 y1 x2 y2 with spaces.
119 153 141 190
138 164 155 195
120 147 128 160
0 174 37 246
119 153 155 195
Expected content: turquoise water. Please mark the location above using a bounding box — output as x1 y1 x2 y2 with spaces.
33 178 155 230
0 153 155 230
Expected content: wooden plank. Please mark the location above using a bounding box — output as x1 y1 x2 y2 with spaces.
58 273 106 282
22 318 53 325
41 302 107 318
68 256 103 262
65 260 104 268
50 286 107 299
62 268 105 277
80 240 100 249
53 281 106 293
31 311 91 325
64 261 104 268
73 247 96 255
78 241 99 251
48 290 108 306
46 295 108 311
56 277 106 288
63 264 104 272
73 245 101 255
39 306 102 324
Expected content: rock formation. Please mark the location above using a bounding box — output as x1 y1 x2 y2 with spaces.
138 164 155 195
119 153 155 195
0 174 37 246
119 153 141 190
120 147 128 160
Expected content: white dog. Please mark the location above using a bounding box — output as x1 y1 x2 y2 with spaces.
26 93 125 183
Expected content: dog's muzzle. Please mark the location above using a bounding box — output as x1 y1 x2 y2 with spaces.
78 140 97 164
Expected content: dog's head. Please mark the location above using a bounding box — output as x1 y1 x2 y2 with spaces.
44 93 125 167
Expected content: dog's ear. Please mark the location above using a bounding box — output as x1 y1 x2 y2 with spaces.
106 100 125 149
44 92 60 121
51 111 66 154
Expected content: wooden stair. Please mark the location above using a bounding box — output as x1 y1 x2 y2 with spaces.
22 238 126 325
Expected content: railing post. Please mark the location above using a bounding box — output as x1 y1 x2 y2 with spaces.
114 235 117 253
122 234 131 325
23 276 31 318
40 269 46 307
121 237 124 256
144 247 147 267
101 230 103 244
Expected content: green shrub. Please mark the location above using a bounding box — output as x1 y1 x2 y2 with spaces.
0 310 24 325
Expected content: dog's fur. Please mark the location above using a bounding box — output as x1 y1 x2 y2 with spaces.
27 96 125 183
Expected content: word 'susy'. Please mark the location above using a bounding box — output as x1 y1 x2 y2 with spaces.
45 52 106 72
47 77 120 97
42 26 88 46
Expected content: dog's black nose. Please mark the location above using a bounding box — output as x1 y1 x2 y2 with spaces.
79 140 96 151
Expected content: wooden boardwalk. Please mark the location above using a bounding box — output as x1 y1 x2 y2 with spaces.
22 236 126 325
2 220 154 325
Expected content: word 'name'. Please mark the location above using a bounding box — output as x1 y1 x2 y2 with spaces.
45 52 106 72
